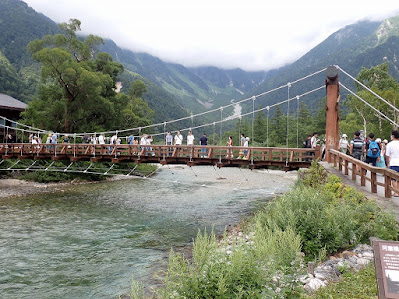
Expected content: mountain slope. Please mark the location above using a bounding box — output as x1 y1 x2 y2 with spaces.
245 16 399 112
100 40 267 114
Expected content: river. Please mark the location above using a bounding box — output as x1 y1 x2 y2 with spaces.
0 166 296 298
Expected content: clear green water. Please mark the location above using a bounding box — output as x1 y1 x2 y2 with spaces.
0 166 295 298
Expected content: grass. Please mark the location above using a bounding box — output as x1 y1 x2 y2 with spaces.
302 263 378 299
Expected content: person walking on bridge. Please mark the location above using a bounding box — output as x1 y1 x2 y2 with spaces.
174 131 183 146
310 132 319 158
187 131 194 146
350 130 365 173
199 133 208 158
339 134 349 154
165 131 173 156
365 132 381 167
174 130 183 157
386 130 399 197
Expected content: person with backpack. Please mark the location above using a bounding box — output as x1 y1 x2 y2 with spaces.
365 132 381 167
303 135 312 161
350 130 365 173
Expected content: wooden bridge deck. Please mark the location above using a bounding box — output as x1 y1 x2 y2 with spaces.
0 143 319 170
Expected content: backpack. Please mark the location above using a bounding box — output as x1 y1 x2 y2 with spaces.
367 140 380 158
303 139 311 148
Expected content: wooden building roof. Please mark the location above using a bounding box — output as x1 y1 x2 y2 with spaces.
0 93 27 111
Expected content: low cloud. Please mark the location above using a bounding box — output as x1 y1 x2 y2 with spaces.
24 0 399 71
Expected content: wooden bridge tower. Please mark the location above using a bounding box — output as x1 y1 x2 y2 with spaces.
325 66 340 163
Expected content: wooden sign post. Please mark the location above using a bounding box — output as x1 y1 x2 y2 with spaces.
372 238 399 298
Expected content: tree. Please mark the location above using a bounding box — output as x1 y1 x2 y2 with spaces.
121 80 154 129
22 19 153 133
342 63 399 138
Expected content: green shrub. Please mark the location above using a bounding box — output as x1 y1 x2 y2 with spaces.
254 180 398 260
300 160 327 188
158 227 304 298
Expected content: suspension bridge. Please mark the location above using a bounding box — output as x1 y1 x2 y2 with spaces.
1 65 399 197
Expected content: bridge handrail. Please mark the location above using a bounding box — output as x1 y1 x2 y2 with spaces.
0 143 319 167
329 149 399 198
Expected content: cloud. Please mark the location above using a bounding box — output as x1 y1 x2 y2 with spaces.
24 0 399 71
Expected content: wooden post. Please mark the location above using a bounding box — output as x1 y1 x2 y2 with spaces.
360 168 366 186
352 162 357 181
371 172 377 193
385 174 392 198
325 66 340 163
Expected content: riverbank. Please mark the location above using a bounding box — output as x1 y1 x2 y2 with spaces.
0 163 158 199
0 178 72 198
144 163 398 298
0 173 152 199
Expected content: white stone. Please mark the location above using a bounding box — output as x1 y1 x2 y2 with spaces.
307 278 326 291
315 273 326 280
357 258 369 266
299 274 310 284
362 252 374 258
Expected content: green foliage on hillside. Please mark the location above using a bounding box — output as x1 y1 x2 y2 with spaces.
0 0 60 68
0 0 60 102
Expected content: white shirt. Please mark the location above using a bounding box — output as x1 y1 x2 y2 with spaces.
339 138 348 149
386 140 399 166
110 135 117 144
311 136 317 148
140 137 147 145
187 134 195 145
175 134 183 145
98 135 105 144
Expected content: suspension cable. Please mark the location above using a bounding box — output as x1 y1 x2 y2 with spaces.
286 83 291 164
1 85 325 148
296 95 300 148
266 106 270 147
3 68 327 138
340 83 399 127
337 65 399 114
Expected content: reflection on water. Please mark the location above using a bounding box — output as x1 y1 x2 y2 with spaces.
0 166 296 298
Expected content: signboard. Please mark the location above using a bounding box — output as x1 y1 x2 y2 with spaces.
372 239 399 298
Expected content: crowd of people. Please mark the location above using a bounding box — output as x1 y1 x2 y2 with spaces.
18 130 251 159
340 129 399 196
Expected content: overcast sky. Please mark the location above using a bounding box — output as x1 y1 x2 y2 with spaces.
23 0 399 71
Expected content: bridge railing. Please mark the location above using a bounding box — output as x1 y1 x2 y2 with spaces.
329 149 399 198
0 143 319 162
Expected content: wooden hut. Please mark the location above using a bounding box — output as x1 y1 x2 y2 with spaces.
0 93 27 142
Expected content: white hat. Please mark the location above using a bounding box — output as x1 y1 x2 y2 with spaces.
246 137 250 141
376 138 381 143
342 134 347 138
383 139 388 143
